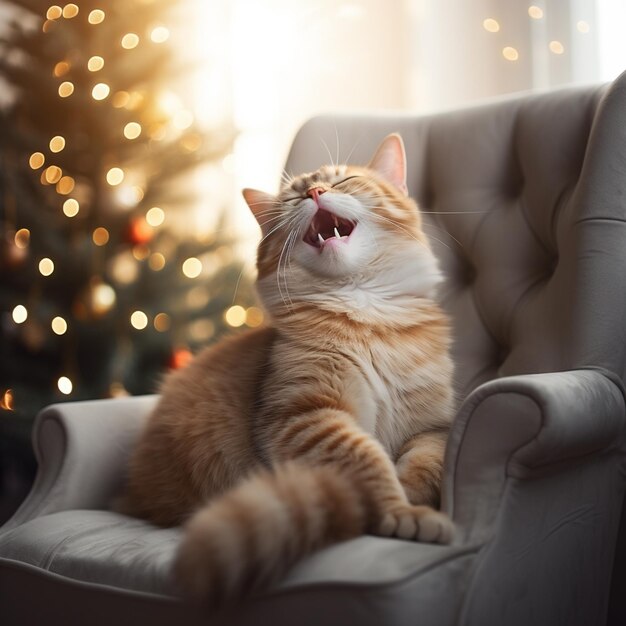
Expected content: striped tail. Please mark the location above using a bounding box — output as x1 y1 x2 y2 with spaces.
172 461 368 607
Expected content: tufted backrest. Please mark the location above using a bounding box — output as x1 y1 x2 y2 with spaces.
285 72 626 401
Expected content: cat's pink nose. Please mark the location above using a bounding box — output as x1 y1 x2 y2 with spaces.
308 187 326 204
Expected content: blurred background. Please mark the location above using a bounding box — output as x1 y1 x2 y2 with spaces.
0 0 625 521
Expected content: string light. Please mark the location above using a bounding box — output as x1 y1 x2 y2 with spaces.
49 135 65 152
63 198 80 217
245 307 264 327
482 18 500 33
528 6 544 19
577 20 590 33
154 312 170 331
53 61 70 77
56 176 75 195
57 376 73 395
92 83 110 100
1 389 14 411
549 40 564 54
146 207 164 227
46 5 62 20
123 122 142 139
502 46 519 61
130 310 148 330
39 258 55 276
121 33 140 49
12 305 28 324
92 227 110 246
51 316 67 335
224 305 246 327
150 26 170 43
182 257 202 278
88 9 105 24
106 167 124 185
88 56 104 72
45 165 62 184
58 81 74 97
29 152 45 169
62 4 79 18
14 229 30 248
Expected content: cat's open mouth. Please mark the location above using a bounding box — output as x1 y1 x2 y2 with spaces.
304 208 356 249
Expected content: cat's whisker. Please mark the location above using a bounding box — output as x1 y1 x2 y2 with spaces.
320 137 336 168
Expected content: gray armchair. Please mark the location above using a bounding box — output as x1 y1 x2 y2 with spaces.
2 72 626 626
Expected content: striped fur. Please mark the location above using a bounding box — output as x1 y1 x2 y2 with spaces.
120 134 455 608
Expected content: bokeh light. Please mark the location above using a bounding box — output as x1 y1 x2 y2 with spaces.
150 26 170 43
123 122 142 139
224 305 246 327
49 135 65 152
88 9 105 24
92 227 110 246
58 376 73 395
12 305 28 324
130 310 148 330
45 165 62 184
39 257 55 276
29 152 45 169
51 316 67 335
92 82 110 100
63 198 80 217
56 176 75 195
88 56 104 72
58 81 74 97
154 312 170 331
121 33 140 49
14 229 30 248
483 18 500 33
182 257 202 278
146 206 164 226
46 5 62 20
62 3 79 19
53 61 70 77
502 46 519 61
528 6 544 19
106 167 124 185
549 40 565 54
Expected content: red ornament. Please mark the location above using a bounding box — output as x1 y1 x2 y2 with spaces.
128 217 153 245
169 347 193 369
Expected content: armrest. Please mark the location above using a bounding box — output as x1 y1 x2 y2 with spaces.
442 369 626 544
2 395 158 531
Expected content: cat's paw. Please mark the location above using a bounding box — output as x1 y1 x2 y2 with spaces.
376 505 454 544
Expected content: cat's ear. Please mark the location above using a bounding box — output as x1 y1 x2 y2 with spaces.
367 133 408 196
242 188 277 235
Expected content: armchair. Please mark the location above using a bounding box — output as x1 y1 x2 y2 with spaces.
2 72 626 626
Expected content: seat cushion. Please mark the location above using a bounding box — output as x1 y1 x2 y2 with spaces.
0 509 474 596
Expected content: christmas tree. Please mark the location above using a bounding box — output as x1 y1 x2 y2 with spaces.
0 0 259 520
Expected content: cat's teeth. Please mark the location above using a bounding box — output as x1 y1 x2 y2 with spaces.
317 233 325 244
334 227 341 239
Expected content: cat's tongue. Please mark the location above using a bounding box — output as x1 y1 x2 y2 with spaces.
304 208 355 249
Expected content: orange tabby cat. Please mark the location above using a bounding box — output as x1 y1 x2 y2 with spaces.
119 134 455 607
